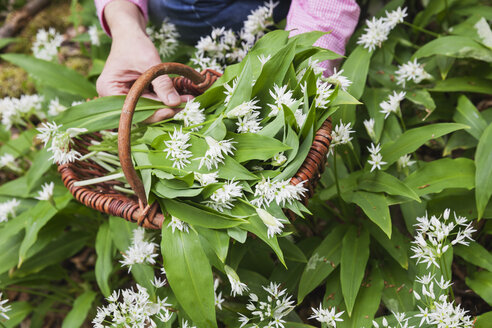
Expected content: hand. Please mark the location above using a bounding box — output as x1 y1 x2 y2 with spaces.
96 0 192 123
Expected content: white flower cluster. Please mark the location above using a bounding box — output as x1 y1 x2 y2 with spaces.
380 91 406 119
195 171 219 186
32 27 63 61
256 207 287 238
357 7 407 52
88 25 100 46
198 136 236 170
227 99 262 134
0 199 20 223
214 279 225 310
397 154 415 170
223 78 239 106
395 59 432 87
47 98 67 117
324 68 352 92
309 305 344 327
0 292 11 320
225 265 249 297
0 153 21 173
37 122 87 164
163 128 193 169
238 282 295 328
411 209 476 268
174 99 205 131
92 284 173 328
204 180 243 212
35 182 54 201
314 78 334 109
0 94 44 129
367 143 386 172
146 18 180 58
191 1 277 71
120 228 159 272
330 121 355 152
268 84 297 117
251 177 307 209
167 216 190 233
364 118 376 141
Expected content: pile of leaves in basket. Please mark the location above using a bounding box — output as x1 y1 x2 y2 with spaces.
0 0 492 327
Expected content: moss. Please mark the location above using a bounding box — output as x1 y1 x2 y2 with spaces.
62 56 92 76
0 63 35 98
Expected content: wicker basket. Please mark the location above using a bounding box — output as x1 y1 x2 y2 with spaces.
58 63 332 229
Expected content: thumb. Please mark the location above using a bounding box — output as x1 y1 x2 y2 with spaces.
152 75 181 106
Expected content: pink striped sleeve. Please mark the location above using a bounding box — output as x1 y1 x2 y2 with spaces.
285 0 360 74
95 0 148 36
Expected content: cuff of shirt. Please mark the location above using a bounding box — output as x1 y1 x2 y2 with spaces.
285 0 360 75
96 0 149 36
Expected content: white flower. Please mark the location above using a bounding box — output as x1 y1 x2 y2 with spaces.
267 84 297 117
35 182 54 201
241 0 278 45
325 68 352 91
367 143 382 155
151 276 167 288
383 7 408 29
258 54 271 67
195 172 219 186
368 153 387 172
397 154 416 169
88 25 100 46
120 228 159 272
379 91 406 119
181 319 197 328
364 118 376 140
37 121 61 146
475 17 492 48
47 98 67 117
223 78 239 105
174 99 205 131
226 271 249 297
147 18 180 58
256 208 286 238
190 52 223 72
38 123 87 165
167 216 190 233
315 78 334 109
357 17 391 52
0 153 20 172
309 305 344 327
395 59 432 87
330 121 354 151
415 273 435 285
0 293 11 320
294 108 307 128
271 152 287 167
198 136 236 170
163 128 193 169
0 94 44 129
32 27 63 61
92 285 173 327
214 279 225 310
236 112 262 133
435 276 453 290
251 177 307 208
0 199 20 223
226 99 261 118
204 180 243 212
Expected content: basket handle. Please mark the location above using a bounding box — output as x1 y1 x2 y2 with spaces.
118 63 219 209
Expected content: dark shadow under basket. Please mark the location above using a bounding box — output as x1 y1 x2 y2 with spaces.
58 63 332 229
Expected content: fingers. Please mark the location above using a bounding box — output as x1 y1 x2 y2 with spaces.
143 108 178 123
151 75 181 107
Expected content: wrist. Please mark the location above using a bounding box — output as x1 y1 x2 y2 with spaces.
104 0 146 37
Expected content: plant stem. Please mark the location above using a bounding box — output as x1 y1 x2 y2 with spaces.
398 113 407 131
73 172 125 187
333 149 348 219
441 253 455 301
403 21 440 38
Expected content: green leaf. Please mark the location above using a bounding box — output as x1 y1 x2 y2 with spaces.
466 271 492 306
404 158 475 196
476 123 492 219
380 260 415 312
431 77 492 94
224 58 253 111
455 242 492 272
298 225 346 303
61 290 97 328
365 222 408 269
340 267 384 328
18 193 73 266
454 95 487 140
228 132 291 163
161 226 217 327
341 227 370 316
380 123 467 167
413 36 492 63
26 149 53 191
358 171 420 202
3 302 32 328
405 89 436 111
95 222 114 297
0 54 97 98
0 37 21 49
476 311 492 328
343 191 391 238
278 238 307 263
161 199 247 229
443 130 478 156
196 227 230 263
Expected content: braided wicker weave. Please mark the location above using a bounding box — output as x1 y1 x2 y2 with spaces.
58 63 332 229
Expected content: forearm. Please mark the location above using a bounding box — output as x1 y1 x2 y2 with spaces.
95 0 149 36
